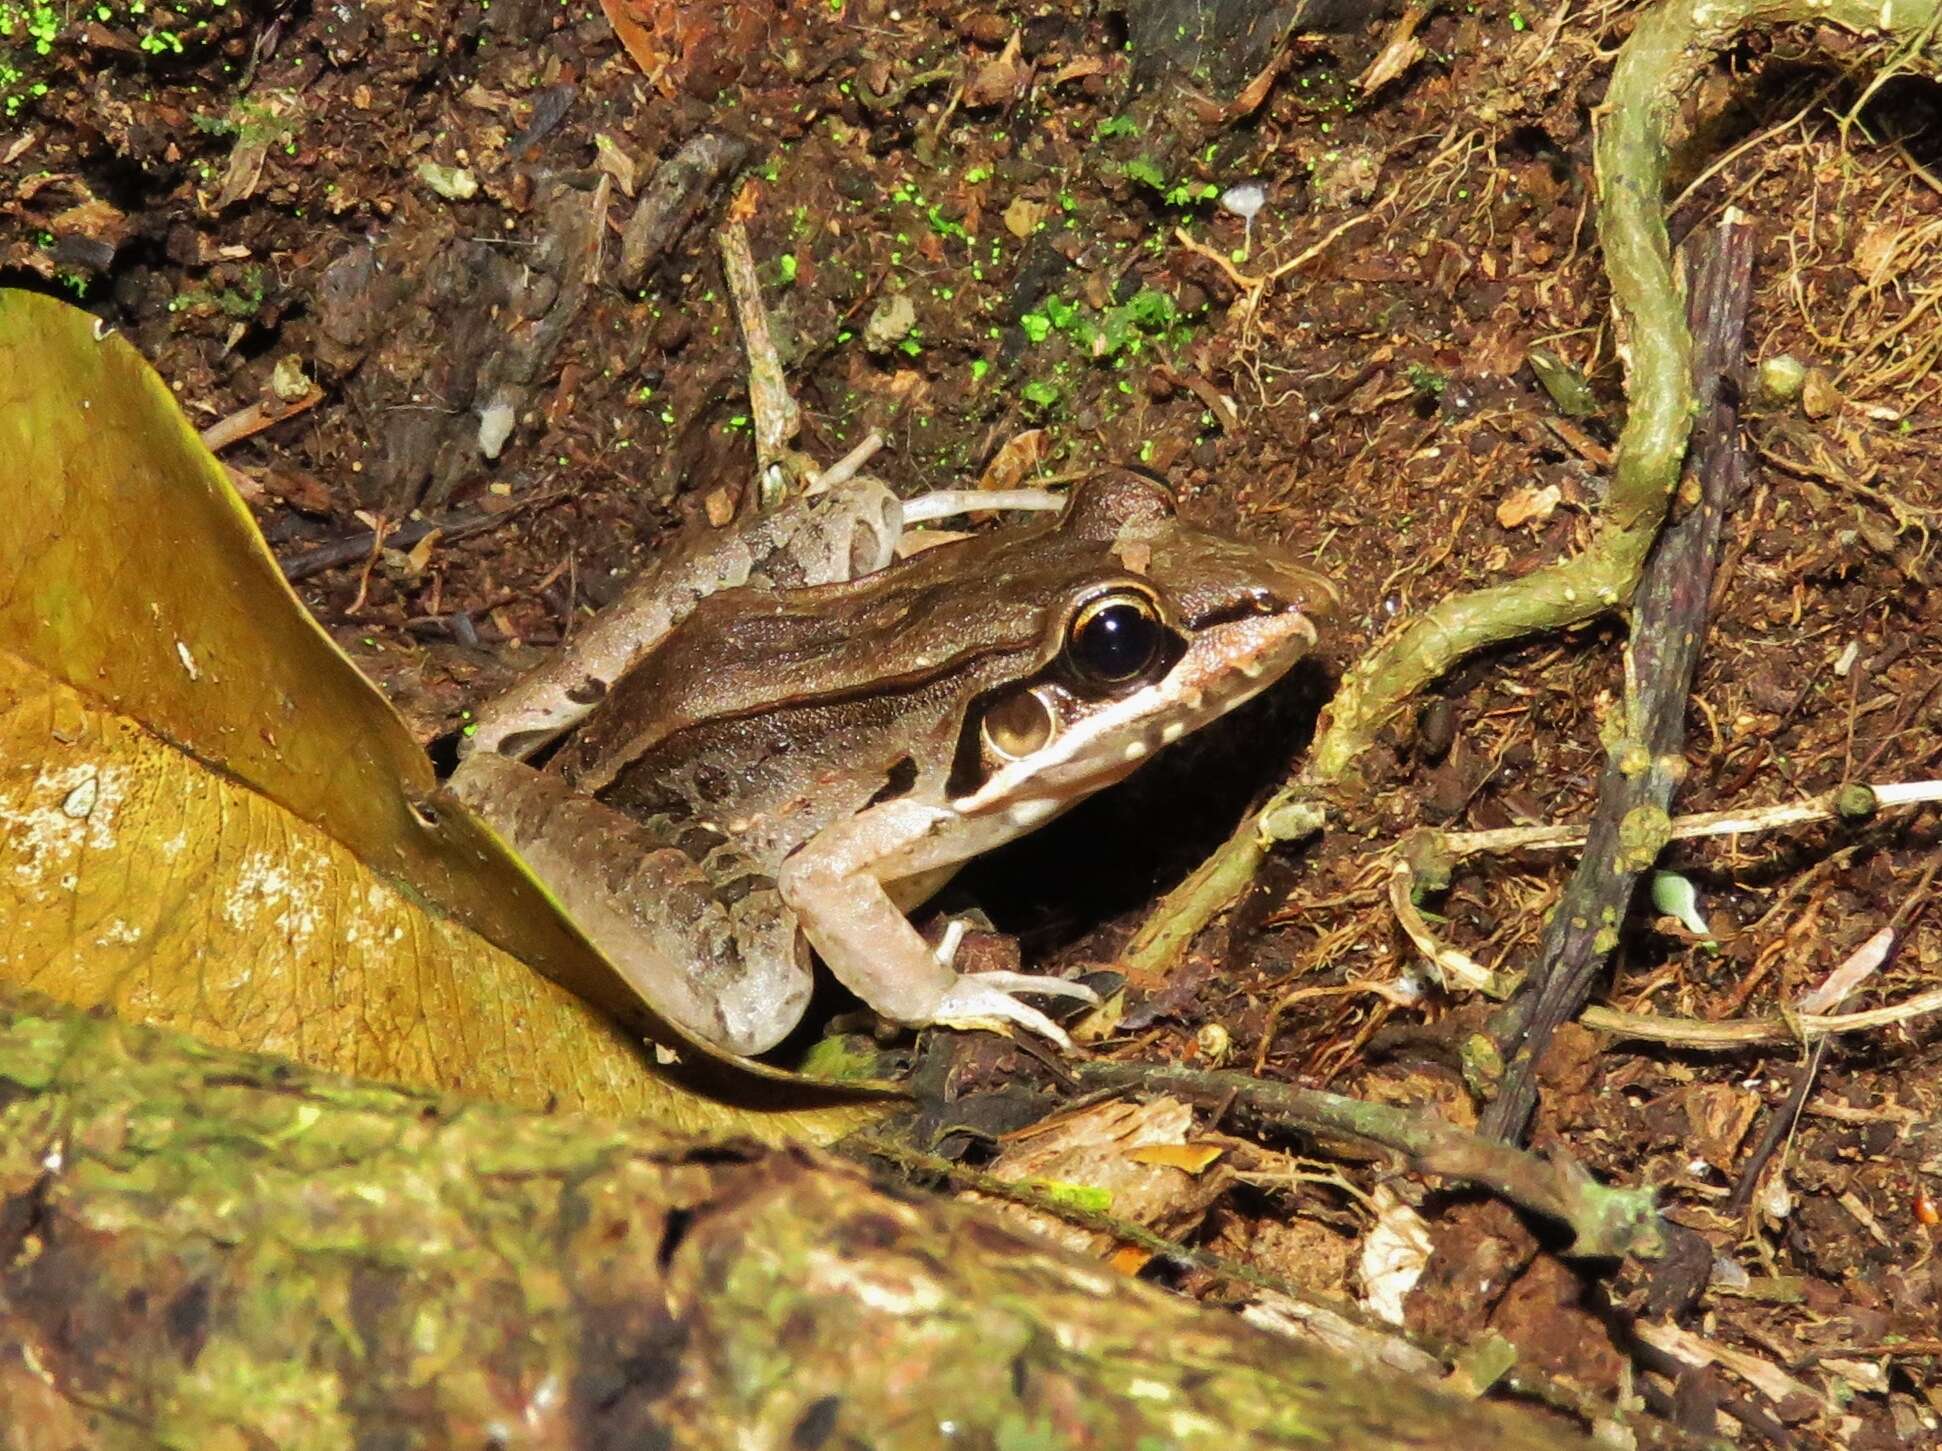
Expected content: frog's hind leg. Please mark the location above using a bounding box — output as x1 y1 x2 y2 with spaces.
451 755 812 1057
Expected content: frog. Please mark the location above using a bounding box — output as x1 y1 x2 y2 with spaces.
449 470 1334 1057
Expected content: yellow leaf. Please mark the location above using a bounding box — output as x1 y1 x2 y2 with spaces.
1003 196 1046 240
0 290 888 1143
1127 1143 1227 1175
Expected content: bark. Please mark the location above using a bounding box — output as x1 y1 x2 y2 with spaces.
1477 215 1756 1144
0 989 1598 1449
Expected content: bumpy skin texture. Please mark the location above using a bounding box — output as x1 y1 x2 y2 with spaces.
462 473 1333 1055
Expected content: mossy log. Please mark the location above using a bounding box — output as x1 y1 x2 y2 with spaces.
0 990 1596 1449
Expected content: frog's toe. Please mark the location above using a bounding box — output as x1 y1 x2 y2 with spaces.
930 973 1099 1051
965 970 1101 1006
931 917 970 968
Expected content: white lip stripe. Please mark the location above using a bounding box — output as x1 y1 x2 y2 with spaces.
951 613 1314 814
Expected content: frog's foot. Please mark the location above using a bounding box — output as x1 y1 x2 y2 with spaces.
929 972 1102 1052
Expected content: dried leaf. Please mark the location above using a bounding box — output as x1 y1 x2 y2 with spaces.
598 0 668 84
596 0 769 97
1049 57 1109 85
404 527 443 575
963 30 1027 108
1795 925 1894 1014
1852 223 1899 281
1801 367 1842 419
1127 1143 1226 1175
48 196 130 251
964 59 1029 108
960 1098 1229 1257
1003 196 1046 239
594 132 638 197
1358 1185 1432 1325
1359 2 1431 94
211 137 270 210
725 179 760 223
1680 1083 1759 1172
1495 483 1561 530
977 428 1047 492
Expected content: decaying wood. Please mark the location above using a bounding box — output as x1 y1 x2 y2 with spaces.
1478 214 1757 1143
616 133 750 289
0 990 1598 1449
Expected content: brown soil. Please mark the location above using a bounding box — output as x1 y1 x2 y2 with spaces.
7 0 1940 1443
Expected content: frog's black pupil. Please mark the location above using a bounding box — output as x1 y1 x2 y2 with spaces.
1075 602 1160 682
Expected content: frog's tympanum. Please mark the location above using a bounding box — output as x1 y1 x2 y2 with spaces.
451 471 1332 1056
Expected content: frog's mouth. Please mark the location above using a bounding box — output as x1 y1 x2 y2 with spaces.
950 605 1319 820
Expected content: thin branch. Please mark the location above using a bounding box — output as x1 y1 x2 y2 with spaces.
1077 1062 1667 1261
1423 779 1942 860
719 220 803 490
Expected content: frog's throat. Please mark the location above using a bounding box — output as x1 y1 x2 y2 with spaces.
949 608 1318 817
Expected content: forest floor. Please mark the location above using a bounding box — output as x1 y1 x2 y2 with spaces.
5 0 1940 1443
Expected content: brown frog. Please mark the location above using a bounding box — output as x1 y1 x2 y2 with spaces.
452 471 1333 1055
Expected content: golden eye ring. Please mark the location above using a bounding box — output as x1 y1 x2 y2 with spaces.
1066 589 1166 687
981 687 1056 760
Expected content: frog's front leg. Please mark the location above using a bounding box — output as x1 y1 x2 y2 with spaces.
451 754 812 1056
778 800 1100 1051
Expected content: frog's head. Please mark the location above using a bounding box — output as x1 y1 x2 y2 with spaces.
948 471 1336 822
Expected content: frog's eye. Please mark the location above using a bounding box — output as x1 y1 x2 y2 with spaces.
1066 590 1166 687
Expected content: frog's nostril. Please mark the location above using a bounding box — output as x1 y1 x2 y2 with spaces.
1284 566 1341 618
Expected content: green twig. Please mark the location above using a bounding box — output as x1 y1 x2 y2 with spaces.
1128 0 1942 978
1077 1063 1666 1261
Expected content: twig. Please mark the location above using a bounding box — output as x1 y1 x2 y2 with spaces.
1387 862 1515 997
345 513 396 616
1579 986 1942 1047
1174 224 1266 292
900 488 1065 522
198 385 325 453
1478 214 1755 1142
1265 211 1380 282
1386 785 1937 999
1172 211 1375 311
1417 779 1942 860
1725 1060 1817 1216
1122 823 1278 975
1076 1062 1667 1260
278 503 534 582
719 220 802 494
